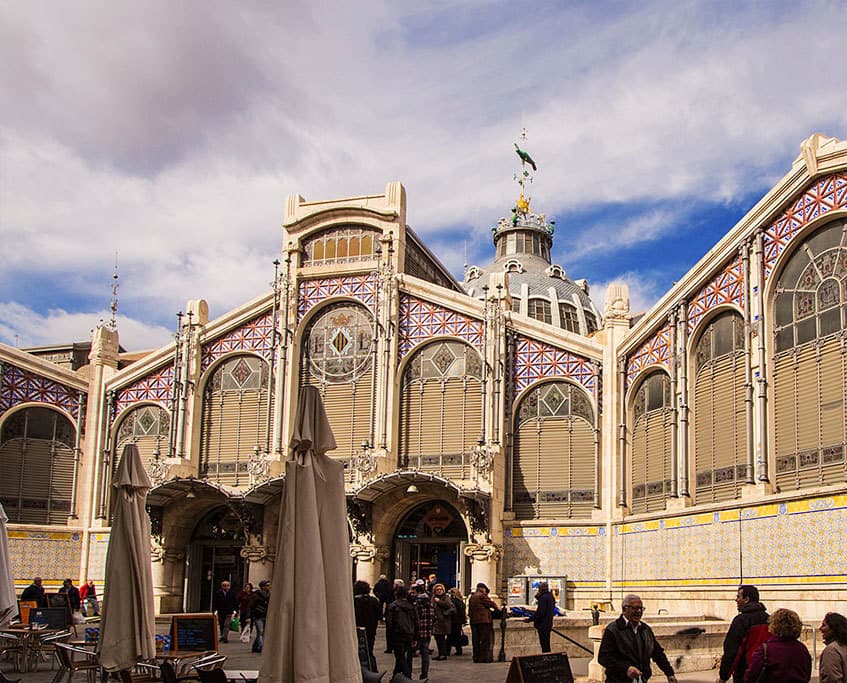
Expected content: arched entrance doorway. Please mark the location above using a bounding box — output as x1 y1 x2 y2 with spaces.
393 500 469 590
186 505 249 612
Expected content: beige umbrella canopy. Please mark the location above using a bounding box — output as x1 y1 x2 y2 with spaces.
259 385 360 683
0 503 16 628
98 444 156 673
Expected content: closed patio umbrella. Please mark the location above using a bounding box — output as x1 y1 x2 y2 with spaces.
258 385 360 683
98 444 156 673
0 503 15 628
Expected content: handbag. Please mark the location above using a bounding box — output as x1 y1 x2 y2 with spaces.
459 633 469 647
755 642 768 683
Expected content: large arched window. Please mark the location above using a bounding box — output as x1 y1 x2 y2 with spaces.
0 406 75 524
772 218 847 491
513 381 595 519
301 303 374 465
111 404 169 514
630 372 672 513
399 340 482 479
693 311 746 503
200 354 272 486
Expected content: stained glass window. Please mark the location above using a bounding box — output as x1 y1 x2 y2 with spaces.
305 304 373 383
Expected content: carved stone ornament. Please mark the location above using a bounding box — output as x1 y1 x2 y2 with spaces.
374 545 391 561
151 544 185 564
247 448 270 486
240 545 273 563
148 456 170 486
472 442 497 480
604 283 631 320
463 542 502 563
800 132 838 176
349 544 378 562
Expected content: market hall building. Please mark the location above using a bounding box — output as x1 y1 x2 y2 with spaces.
1 132 845 620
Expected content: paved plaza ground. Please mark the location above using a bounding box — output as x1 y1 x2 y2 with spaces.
2 623 823 683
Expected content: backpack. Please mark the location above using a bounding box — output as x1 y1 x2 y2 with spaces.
743 624 771 666
389 603 415 637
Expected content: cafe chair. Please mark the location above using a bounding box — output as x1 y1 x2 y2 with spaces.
0 631 25 673
189 655 226 672
159 661 199 683
29 628 71 672
0 673 21 683
195 671 226 683
52 642 100 683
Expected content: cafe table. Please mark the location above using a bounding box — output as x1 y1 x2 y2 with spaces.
1 626 68 672
222 670 258 683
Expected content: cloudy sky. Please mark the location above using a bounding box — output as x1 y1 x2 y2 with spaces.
2 1 846 350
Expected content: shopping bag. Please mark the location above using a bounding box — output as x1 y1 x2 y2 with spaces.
240 626 252 643
230 615 240 632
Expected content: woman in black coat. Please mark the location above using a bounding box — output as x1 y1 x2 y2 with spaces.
448 587 467 655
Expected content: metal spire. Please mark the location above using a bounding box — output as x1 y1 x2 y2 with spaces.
513 127 537 219
109 253 119 329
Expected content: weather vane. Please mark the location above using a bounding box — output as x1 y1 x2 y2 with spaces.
512 128 537 223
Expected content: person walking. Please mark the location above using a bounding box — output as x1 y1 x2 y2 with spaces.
213 580 238 643
819 612 847 683
353 580 381 671
236 582 253 639
526 581 555 653
413 581 434 679
448 587 467 656
743 608 811 682
431 583 454 660
373 574 392 621
385 585 418 679
717 585 770 683
468 582 497 663
249 580 270 653
597 593 678 683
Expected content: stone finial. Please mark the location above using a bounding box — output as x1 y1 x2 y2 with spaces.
184 299 209 326
89 325 120 368
604 283 631 320
799 132 838 176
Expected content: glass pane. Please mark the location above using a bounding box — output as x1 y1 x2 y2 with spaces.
778 249 809 288
775 326 794 352
312 240 324 262
337 239 348 258
325 239 336 260
795 291 815 320
808 223 843 254
712 315 734 357
820 308 841 336
774 292 793 326
818 278 840 310
361 234 373 255
796 317 816 345
348 237 360 257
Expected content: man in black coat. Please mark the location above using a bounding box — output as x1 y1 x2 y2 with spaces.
526 581 556 653
598 594 678 683
212 580 238 643
59 578 81 612
353 581 381 671
21 576 48 608
716 585 769 683
372 574 392 620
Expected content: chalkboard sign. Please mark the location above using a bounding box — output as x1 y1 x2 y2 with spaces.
47 593 72 624
170 613 218 652
505 652 574 683
29 607 69 630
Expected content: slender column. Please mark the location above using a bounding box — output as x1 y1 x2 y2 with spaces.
275 252 293 455
96 391 114 519
678 302 690 497
175 312 193 459
668 310 679 498
742 242 755 483
504 331 516 511
265 259 281 454
754 233 770 482
168 313 183 457
592 360 601 508
617 359 627 508
69 390 85 519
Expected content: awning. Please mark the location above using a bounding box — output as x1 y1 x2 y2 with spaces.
349 470 490 503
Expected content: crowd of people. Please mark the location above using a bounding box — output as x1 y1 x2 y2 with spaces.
597 584 847 683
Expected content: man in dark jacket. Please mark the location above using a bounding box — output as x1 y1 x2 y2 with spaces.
468 582 498 663
372 574 392 620
249 580 271 653
59 578 81 613
212 580 238 643
598 594 678 683
526 581 556 653
385 586 418 679
21 577 48 608
716 585 769 683
354 581 381 670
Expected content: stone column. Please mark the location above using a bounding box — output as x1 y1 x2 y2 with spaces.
151 544 187 614
350 543 389 586
464 542 502 596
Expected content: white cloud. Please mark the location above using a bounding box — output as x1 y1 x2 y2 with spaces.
1 1 847 345
0 302 172 350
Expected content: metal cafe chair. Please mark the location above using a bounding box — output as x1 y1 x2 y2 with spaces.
0 631 25 674
28 628 72 672
52 642 100 683
189 655 226 672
